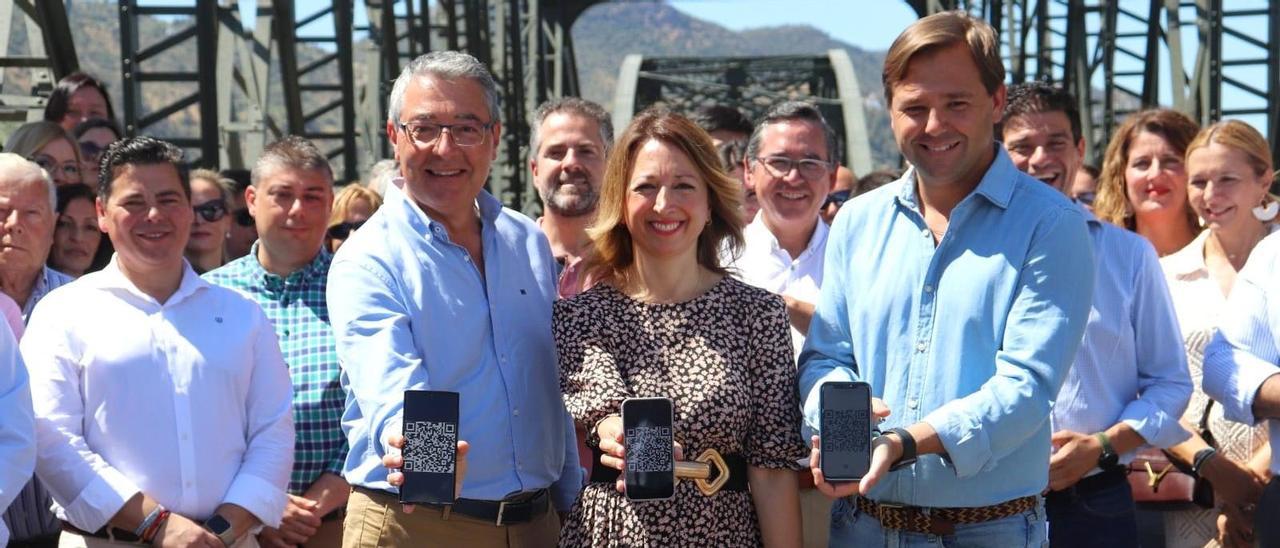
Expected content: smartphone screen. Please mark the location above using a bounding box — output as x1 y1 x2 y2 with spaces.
621 397 675 501
400 390 459 504
820 381 872 481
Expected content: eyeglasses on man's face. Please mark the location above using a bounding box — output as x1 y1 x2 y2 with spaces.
193 199 228 223
31 154 82 181
753 156 832 180
397 120 493 148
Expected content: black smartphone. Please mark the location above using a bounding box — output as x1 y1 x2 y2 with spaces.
400 390 460 505
621 397 675 501
820 381 873 481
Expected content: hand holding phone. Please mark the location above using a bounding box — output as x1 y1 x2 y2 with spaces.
819 382 873 481
398 390 460 505
621 397 676 501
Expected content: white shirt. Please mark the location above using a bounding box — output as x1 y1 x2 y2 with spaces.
1203 231 1280 474
1162 226 1280 338
733 215 829 357
21 260 294 532
0 321 35 546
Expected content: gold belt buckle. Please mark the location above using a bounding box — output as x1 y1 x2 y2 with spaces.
673 448 731 496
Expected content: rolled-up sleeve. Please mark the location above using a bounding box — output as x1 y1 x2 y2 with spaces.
222 309 295 527
0 324 34 546
1203 244 1280 425
1118 246 1192 448
922 207 1094 478
798 209 862 440
24 314 139 531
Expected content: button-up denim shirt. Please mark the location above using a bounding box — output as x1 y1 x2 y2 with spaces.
328 182 581 510
799 147 1095 507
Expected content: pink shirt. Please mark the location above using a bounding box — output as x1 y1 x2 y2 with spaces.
0 293 21 341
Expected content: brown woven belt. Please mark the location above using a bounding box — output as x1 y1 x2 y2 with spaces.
854 495 1037 536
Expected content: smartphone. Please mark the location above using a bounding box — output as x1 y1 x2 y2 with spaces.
820 381 873 481
400 390 460 505
621 397 675 501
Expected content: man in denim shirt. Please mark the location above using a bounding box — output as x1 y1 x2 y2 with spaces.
329 51 579 547
801 12 1094 546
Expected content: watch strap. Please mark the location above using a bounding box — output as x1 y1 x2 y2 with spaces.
887 427 916 471
1190 447 1218 479
1094 432 1116 463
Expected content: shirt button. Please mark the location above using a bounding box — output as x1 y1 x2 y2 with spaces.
922 228 930 237
180 433 189 441
908 399 919 409
916 341 926 352
185 481 193 488
924 285 933 293
513 408 520 416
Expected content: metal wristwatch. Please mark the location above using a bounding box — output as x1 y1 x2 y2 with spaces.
203 514 235 547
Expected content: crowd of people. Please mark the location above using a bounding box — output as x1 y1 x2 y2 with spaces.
2 9 1280 548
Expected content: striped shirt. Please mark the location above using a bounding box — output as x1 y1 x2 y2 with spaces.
4 266 73 540
204 245 346 494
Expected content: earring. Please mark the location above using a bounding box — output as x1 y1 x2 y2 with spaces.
1252 197 1279 222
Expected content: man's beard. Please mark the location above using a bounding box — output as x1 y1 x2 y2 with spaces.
540 174 598 218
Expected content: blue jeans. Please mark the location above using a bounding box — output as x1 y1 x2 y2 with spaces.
828 496 1048 547
1044 474 1138 547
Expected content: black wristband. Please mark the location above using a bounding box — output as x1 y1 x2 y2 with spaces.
887 427 917 471
1190 447 1218 479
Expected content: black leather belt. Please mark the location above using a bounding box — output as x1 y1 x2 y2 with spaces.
62 521 144 544
588 446 750 492
365 485 550 526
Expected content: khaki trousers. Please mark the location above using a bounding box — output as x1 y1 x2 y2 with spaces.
342 488 559 548
799 487 832 548
302 517 345 548
59 529 257 547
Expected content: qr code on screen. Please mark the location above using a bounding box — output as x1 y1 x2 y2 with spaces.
626 426 673 473
822 409 869 452
403 421 456 474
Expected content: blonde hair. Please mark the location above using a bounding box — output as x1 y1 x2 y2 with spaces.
1094 109 1200 231
328 184 383 228
189 168 232 203
882 10 1004 104
4 120 82 164
582 108 744 287
1185 119 1280 205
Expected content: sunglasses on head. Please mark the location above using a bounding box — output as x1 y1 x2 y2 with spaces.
327 220 366 240
193 199 228 223
823 189 851 208
233 208 254 227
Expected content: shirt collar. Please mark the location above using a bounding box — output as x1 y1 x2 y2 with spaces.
390 176 502 241
896 144 1018 212
96 256 207 306
745 213 829 255
246 241 332 287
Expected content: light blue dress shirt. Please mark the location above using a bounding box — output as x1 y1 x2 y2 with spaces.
328 182 582 510
1052 205 1192 458
1203 231 1280 475
0 321 35 546
799 147 1095 507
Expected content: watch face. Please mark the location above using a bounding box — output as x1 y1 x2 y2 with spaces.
205 515 231 534
1100 453 1119 469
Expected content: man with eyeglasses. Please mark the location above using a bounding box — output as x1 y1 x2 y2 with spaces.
328 51 579 547
528 97 612 298
205 136 347 548
730 100 838 547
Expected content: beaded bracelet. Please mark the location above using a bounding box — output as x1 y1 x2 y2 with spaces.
134 504 165 538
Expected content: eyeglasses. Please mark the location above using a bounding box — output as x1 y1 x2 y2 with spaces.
30 154 82 181
1074 191 1097 206
193 199 228 223
823 189 851 209
233 208 254 227
753 156 831 180
397 120 493 147
327 220 365 240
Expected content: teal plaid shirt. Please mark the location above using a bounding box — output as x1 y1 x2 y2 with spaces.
205 245 346 494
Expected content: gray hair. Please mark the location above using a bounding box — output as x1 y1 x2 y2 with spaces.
745 101 841 166
529 97 614 155
0 152 56 211
251 135 335 187
387 51 501 124
363 159 398 197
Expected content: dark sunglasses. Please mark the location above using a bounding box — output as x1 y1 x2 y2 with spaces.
327 220 366 240
233 208 254 227
79 141 106 160
1074 191 1097 206
193 199 228 223
823 189 851 208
